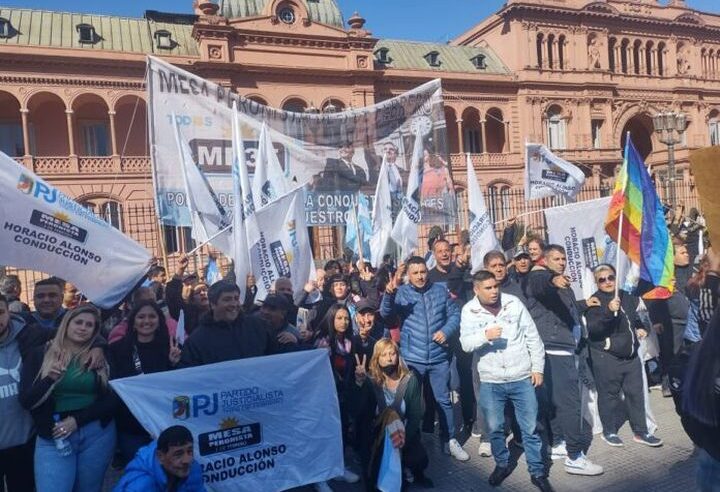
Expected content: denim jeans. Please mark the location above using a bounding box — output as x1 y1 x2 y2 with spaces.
698 448 720 492
479 378 545 478
35 420 116 492
408 360 455 441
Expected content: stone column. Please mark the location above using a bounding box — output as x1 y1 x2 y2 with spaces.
20 108 31 157
616 44 623 72
627 44 634 74
504 121 511 153
65 109 76 156
552 39 559 69
456 119 464 153
639 45 646 74
108 110 118 156
650 49 657 76
480 119 487 153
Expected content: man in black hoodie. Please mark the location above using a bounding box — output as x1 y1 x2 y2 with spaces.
583 264 663 448
178 281 276 367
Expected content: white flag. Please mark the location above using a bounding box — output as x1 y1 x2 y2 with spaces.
391 132 424 261
0 151 151 308
466 154 500 274
252 122 290 210
175 309 186 345
370 155 393 269
525 143 585 201
172 115 232 256
250 187 315 302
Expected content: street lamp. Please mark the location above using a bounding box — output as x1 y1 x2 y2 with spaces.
652 111 687 209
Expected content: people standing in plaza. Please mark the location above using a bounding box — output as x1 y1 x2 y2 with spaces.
525 245 603 476
20 305 117 492
460 271 552 491
22 277 67 330
0 275 29 314
380 256 469 461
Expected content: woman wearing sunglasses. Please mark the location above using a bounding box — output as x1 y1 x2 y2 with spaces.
583 264 663 449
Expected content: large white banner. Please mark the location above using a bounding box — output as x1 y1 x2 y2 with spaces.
525 143 586 201
110 350 344 492
545 197 635 300
0 151 152 308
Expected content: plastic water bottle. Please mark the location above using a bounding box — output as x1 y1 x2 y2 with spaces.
53 414 73 457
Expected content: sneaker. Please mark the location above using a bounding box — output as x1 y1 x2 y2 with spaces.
478 441 492 457
471 419 482 437
661 375 672 398
550 441 567 460
413 473 435 488
403 467 415 484
488 466 512 486
444 438 470 461
601 433 624 447
531 475 555 492
633 433 664 447
564 452 604 476
313 482 333 492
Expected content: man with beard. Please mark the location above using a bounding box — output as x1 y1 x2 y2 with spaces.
21 277 66 330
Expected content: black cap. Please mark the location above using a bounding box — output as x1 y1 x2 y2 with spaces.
513 246 531 259
355 298 377 313
262 294 291 311
327 274 348 286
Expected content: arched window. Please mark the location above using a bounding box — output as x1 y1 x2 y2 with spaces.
657 42 666 76
558 35 566 70
620 39 630 73
710 111 720 146
80 198 124 231
547 34 555 69
546 105 566 150
633 40 642 75
536 33 545 68
487 182 512 223
645 41 654 75
608 37 617 72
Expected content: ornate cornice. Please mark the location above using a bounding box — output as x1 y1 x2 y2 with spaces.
234 32 376 51
0 75 144 90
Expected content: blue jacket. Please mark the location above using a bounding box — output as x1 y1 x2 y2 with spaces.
113 441 206 492
380 282 460 364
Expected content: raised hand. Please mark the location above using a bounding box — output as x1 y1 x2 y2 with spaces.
354 354 368 386
169 337 182 365
608 297 621 313
176 254 189 277
552 275 571 289
485 325 503 341
48 350 69 381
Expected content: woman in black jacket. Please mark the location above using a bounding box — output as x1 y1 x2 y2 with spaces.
583 264 662 448
108 300 181 464
19 305 116 492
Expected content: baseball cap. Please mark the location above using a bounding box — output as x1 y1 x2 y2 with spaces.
355 298 377 313
513 246 531 259
262 294 291 311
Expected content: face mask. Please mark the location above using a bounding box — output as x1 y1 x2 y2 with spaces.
380 363 397 376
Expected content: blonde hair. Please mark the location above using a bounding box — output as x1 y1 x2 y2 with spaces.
368 338 410 385
38 305 108 388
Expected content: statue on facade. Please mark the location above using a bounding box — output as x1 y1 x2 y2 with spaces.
588 39 601 70
677 50 691 75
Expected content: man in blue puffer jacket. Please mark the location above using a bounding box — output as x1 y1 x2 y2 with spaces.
380 256 469 461
114 425 205 492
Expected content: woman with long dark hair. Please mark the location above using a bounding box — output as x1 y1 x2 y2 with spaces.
20 305 116 492
108 300 181 464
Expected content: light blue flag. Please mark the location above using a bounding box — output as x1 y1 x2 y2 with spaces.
206 257 222 285
345 193 372 260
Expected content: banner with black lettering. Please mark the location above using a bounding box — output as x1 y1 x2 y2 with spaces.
0 151 152 308
147 55 455 226
110 350 344 492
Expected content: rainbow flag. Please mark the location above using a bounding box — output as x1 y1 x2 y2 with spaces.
604 136 674 299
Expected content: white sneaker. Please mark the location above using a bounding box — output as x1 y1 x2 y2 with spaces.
478 441 492 457
444 438 470 461
336 468 360 483
564 452 604 476
313 481 333 492
550 441 567 460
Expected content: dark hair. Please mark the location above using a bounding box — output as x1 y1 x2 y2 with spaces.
682 310 720 426
544 244 565 256
472 270 496 285
320 303 351 346
148 266 166 278
127 300 168 342
131 286 156 306
157 425 193 452
35 277 65 291
0 294 7 309
208 281 240 305
406 256 426 269
432 238 450 251
324 260 341 272
483 250 506 266
528 237 545 249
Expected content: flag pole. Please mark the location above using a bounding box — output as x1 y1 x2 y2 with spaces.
185 224 232 257
613 132 632 311
353 194 365 266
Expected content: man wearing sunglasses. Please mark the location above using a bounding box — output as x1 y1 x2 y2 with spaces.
584 265 663 448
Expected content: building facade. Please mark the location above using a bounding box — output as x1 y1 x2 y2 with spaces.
0 0 718 272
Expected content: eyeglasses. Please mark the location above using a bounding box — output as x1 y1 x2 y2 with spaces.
597 275 616 284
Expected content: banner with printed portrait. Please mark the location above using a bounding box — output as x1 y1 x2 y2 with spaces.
147 56 455 226
110 350 344 492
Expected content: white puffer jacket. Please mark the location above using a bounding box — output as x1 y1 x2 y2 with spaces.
460 293 545 384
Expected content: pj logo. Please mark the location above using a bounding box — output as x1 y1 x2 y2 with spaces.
17 174 57 203
173 394 219 420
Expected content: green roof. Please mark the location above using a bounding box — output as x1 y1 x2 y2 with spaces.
374 39 509 74
220 0 344 28
0 7 199 56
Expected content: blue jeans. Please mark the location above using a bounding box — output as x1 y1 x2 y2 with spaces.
408 360 455 441
479 378 545 477
698 448 720 492
35 420 116 492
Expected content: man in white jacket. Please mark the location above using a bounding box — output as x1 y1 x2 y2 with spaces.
460 271 551 491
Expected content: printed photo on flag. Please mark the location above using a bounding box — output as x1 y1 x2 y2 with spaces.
525 143 586 201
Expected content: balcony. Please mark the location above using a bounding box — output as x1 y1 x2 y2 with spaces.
13 156 151 175
449 153 513 168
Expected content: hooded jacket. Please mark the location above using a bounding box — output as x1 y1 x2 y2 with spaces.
583 289 641 359
113 440 206 492
380 281 460 365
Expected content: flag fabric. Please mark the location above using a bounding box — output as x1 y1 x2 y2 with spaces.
370 155 393 268
466 154 500 274
376 420 403 492
391 132 424 261
0 151 151 308
175 309 186 345
172 115 232 256
525 143 586 201
252 122 290 209
205 256 222 285
604 136 674 299
345 193 372 261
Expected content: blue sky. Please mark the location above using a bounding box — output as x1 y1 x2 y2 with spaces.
1 0 718 42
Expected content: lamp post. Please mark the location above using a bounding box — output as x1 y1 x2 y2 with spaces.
652 111 687 209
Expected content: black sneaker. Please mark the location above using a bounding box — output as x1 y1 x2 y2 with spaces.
601 433 624 447
413 473 435 489
633 433 664 447
488 466 512 486
531 475 555 492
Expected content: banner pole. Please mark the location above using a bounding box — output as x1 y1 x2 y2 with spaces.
613 133 632 313
353 195 365 266
185 224 232 257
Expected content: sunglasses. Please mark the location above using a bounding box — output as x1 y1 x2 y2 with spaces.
597 275 616 284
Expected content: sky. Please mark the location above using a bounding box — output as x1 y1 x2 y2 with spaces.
1 0 718 42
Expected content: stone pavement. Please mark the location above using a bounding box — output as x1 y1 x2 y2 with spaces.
104 389 698 492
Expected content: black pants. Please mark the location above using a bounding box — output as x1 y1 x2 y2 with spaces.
658 321 685 377
455 348 476 426
536 354 587 458
0 439 35 492
589 349 648 436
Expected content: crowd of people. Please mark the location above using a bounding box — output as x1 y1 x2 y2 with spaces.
1 213 719 492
